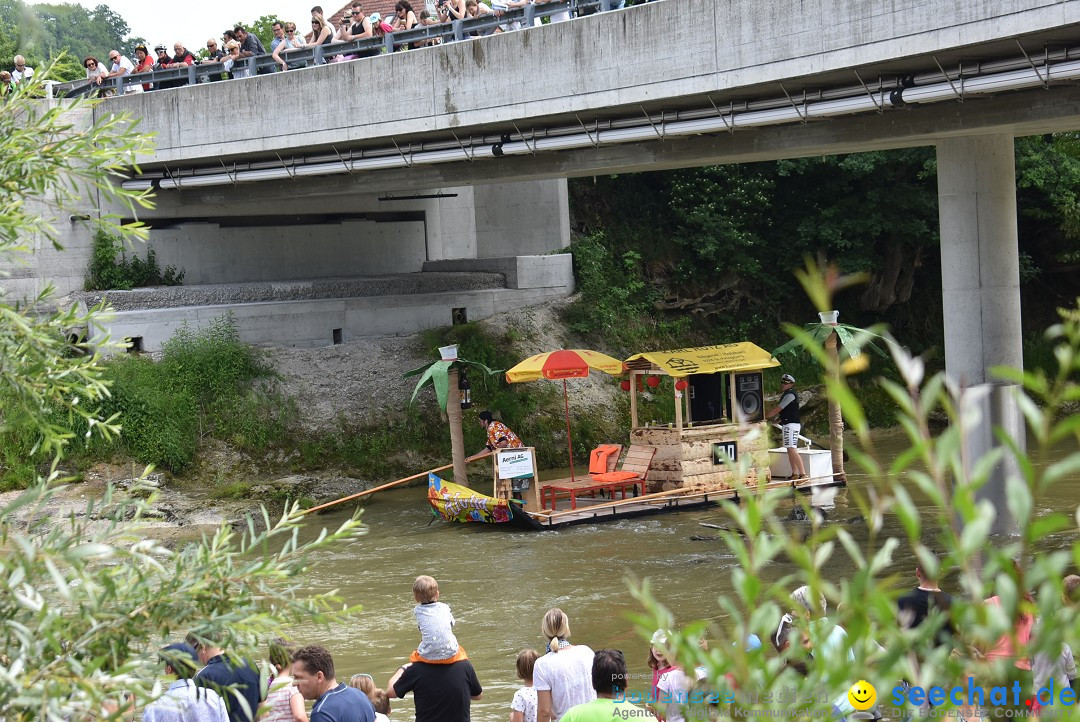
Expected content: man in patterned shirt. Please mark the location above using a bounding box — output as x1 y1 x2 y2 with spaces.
472 410 524 457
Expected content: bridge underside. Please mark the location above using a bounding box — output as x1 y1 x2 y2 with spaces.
132 82 1080 202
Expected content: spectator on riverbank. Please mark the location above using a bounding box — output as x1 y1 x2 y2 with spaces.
534 608 596 722
350 673 376 696
189 633 264 722
144 643 229 722
369 689 391 722
897 553 954 644
559 649 643 722
386 657 482 722
511 649 539 722
0 71 13 97
410 574 466 663
294 645 376 722
262 639 308 722
648 630 694 722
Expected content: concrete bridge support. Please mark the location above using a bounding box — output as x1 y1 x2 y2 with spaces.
936 134 1024 537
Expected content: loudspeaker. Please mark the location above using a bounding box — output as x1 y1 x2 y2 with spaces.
689 373 726 423
733 372 764 422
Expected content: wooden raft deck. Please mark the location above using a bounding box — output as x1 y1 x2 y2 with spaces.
521 474 841 529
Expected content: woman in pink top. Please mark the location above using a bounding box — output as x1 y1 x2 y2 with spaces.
983 561 1037 670
261 640 308 722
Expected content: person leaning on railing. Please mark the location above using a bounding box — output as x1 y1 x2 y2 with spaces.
132 45 154 91
272 22 308 71
83 56 109 96
200 38 227 82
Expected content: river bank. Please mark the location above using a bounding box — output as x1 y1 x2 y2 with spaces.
1 295 873 538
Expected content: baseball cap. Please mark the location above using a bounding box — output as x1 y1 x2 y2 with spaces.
650 629 669 647
160 642 199 676
781 373 795 384
154 43 167 52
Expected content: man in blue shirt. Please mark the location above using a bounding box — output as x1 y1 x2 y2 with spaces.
188 634 264 722
293 645 376 722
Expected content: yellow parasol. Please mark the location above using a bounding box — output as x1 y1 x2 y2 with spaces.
505 349 626 481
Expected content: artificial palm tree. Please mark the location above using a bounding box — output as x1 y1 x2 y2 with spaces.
405 353 501 488
771 260 888 481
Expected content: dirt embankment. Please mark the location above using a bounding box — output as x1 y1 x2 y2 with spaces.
1 298 613 540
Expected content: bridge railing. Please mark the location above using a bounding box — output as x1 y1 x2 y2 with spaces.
54 0 624 99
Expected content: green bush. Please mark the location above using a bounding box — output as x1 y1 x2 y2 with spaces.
85 230 185 291
97 355 200 472
59 315 284 474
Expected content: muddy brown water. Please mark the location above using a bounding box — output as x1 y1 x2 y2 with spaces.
283 429 1080 721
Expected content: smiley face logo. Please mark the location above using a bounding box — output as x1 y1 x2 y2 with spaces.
848 680 876 711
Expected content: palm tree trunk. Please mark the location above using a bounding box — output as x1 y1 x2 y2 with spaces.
447 369 469 488
825 331 846 481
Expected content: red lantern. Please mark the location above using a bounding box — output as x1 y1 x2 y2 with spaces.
646 376 660 388
620 379 631 391
675 379 688 391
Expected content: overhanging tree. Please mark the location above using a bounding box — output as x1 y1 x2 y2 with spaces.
0 74 364 721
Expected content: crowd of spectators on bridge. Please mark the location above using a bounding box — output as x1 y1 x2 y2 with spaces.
4 0 661 97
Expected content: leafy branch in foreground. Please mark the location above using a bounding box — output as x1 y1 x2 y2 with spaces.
0 479 366 721
0 67 153 468
632 270 1080 722
0 71 367 722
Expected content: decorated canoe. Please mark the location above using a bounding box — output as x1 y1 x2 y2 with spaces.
427 474 544 531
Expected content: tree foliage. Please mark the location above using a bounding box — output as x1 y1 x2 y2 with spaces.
0 1 144 80
0 74 364 721
569 138 1080 351
632 268 1080 722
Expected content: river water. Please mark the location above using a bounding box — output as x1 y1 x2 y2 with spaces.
285 429 1079 721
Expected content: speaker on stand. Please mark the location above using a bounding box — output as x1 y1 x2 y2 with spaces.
733 372 764 422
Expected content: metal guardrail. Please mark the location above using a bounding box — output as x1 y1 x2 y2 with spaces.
54 0 623 98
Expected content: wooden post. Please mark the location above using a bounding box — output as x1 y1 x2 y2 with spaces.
630 370 639 429
447 369 469 488
825 330 846 481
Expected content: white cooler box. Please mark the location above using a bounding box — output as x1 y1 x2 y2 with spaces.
769 448 833 481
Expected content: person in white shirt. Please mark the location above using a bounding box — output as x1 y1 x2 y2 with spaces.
534 608 596 722
12 55 33 84
143 642 229 722
106 50 141 93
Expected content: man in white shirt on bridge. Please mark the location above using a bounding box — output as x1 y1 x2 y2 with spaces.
106 50 141 94
12 55 33 85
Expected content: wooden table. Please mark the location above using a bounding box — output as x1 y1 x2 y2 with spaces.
541 476 645 510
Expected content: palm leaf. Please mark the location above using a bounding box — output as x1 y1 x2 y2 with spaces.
403 361 436 378
409 360 452 409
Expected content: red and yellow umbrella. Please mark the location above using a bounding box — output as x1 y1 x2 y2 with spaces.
506 349 626 481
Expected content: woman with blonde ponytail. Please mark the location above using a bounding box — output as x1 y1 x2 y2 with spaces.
533 608 596 722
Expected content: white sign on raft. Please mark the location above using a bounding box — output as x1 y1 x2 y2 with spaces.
497 449 535 480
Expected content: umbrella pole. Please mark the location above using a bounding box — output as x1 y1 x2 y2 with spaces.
563 379 576 483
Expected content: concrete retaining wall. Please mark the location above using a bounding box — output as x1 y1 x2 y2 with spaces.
92 284 571 351
423 254 573 290
150 219 427 285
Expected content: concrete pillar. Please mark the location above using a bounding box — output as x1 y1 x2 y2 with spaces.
936 134 1023 537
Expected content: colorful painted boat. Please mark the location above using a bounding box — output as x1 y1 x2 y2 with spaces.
427 474 544 531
